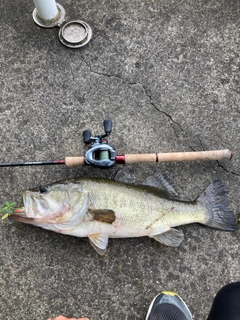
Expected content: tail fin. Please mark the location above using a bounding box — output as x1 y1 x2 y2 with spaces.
197 180 237 231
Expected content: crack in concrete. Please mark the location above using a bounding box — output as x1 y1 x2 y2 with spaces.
189 136 207 152
139 84 186 137
190 138 239 176
81 57 185 138
81 57 122 81
80 59 239 177
217 161 240 176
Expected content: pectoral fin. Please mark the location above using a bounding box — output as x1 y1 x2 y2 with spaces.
152 228 184 247
88 209 116 224
88 234 109 255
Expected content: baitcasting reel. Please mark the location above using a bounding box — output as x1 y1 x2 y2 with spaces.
0 119 232 169
83 119 117 168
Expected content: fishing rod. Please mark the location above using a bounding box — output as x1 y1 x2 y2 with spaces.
0 119 232 169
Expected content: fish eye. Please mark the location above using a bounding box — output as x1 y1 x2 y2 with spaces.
40 186 48 193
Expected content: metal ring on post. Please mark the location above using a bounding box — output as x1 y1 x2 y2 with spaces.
33 3 66 28
32 1 92 48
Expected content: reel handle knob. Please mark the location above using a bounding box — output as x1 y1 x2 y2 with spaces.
83 130 91 144
103 119 112 135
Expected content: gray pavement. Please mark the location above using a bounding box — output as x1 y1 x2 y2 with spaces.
0 0 240 319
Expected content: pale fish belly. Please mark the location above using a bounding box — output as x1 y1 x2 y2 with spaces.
65 179 206 239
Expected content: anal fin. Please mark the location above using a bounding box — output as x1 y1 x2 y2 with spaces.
152 228 184 247
88 234 109 255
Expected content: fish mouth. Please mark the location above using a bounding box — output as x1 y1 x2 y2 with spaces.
9 207 38 224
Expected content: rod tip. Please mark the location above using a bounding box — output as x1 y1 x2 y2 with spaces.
230 150 233 160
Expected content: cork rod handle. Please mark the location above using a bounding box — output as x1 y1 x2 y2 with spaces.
65 156 85 167
124 149 232 164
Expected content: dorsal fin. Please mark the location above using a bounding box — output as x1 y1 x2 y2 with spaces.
110 170 179 200
142 173 179 200
109 169 138 184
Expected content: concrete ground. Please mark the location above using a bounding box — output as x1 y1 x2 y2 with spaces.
0 0 240 319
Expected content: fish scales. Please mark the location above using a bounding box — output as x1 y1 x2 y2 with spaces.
10 172 237 255
77 179 206 237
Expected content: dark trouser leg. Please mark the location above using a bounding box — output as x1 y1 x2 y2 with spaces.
207 282 240 320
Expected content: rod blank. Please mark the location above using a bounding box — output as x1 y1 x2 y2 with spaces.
0 160 65 167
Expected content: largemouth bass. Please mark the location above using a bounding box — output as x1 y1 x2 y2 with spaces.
10 171 237 255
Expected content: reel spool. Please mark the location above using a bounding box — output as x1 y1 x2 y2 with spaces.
83 119 117 168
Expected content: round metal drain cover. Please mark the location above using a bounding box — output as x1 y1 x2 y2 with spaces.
59 20 92 48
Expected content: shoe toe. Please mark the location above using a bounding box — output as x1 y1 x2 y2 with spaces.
146 292 192 320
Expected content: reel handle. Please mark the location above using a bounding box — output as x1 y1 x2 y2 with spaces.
83 130 91 144
103 119 112 135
